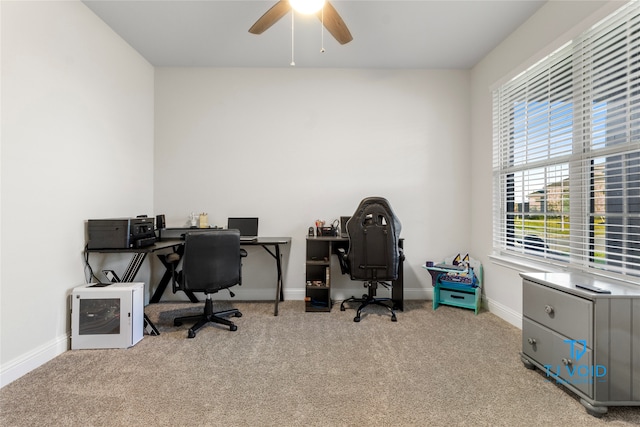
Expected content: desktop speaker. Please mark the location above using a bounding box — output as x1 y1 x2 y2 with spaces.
156 214 166 230
317 226 337 237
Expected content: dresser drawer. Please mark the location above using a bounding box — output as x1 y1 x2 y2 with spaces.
522 318 554 366
522 318 593 397
523 280 593 347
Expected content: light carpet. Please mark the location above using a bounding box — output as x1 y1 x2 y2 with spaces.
1 300 639 426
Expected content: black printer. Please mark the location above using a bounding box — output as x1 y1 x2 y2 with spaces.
87 217 156 249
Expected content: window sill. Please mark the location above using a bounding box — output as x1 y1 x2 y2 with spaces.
489 253 567 274
489 253 640 287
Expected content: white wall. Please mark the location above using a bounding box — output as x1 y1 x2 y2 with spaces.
1 1 154 386
153 68 472 302
469 0 623 326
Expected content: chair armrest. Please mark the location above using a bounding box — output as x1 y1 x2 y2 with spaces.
166 252 182 293
336 247 350 275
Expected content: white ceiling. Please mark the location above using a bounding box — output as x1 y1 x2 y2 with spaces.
82 0 546 69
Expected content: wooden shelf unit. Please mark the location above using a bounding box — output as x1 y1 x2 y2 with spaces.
304 237 334 312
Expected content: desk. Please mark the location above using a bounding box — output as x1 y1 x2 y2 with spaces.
87 235 291 317
151 236 290 316
85 240 182 335
305 236 404 312
243 237 291 316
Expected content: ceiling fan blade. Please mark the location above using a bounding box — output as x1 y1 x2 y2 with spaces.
317 1 353 45
249 0 292 35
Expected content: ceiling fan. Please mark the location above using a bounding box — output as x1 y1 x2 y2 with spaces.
249 0 353 45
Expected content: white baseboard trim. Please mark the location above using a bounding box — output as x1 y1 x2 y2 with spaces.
230 288 522 331
399 289 522 329
1 334 68 388
283 288 305 301
402 286 433 300
484 297 522 329
284 287 433 303
169 287 434 303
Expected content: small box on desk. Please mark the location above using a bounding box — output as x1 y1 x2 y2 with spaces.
316 226 337 237
71 282 144 350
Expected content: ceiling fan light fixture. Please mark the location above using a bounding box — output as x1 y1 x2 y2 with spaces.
289 0 325 15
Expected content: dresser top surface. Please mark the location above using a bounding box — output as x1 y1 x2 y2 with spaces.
520 272 640 298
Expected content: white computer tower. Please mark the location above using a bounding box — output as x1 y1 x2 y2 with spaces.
71 282 144 350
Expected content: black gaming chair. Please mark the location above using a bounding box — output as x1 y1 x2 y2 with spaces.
170 230 246 338
340 197 403 322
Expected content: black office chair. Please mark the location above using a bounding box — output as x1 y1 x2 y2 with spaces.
170 230 246 338
340 197 403 322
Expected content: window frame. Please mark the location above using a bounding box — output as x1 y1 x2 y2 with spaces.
492 1 640 282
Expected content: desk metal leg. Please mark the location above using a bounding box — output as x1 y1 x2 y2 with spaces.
260 244 285 316
275 244 283 315
392 258 404 311
120 252 161 335
149 261 173 304
150 252 199 304
144 314 160 336
121 253 147 282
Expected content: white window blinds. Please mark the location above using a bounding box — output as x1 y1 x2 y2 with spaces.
492 1 640 279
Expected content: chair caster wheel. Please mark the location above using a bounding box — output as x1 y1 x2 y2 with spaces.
391 315 397 322
174 320 182 326
234 312 242 318
354 316 361 322
229 325 238 331
340 306 346 311
187 330 196 338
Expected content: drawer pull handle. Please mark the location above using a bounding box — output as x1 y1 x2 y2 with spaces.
544 305 554 315
527 338 536 345
561 358 573 366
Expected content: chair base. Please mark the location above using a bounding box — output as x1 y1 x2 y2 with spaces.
174 297 242 338
340 290 397 323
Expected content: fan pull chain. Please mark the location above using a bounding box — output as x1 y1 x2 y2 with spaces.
290 12 295 66
320 7 325 53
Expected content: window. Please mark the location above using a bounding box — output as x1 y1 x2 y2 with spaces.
493 1 640 280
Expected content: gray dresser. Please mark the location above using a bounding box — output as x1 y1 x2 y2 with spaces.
520 272 640 417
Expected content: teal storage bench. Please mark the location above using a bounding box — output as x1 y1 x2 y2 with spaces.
423 254 483 314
